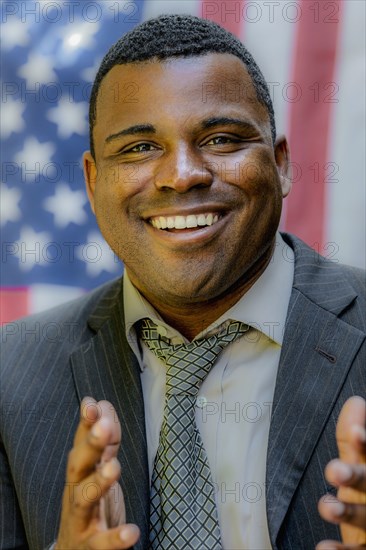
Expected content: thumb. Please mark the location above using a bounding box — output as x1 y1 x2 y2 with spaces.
336 396 366 464
335 396 366 544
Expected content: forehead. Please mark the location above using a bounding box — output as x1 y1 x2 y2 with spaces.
94 53 270 141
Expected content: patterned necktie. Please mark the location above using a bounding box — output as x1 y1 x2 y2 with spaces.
139 318 250 550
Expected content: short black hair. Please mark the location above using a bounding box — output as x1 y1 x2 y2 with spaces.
89 14 276 158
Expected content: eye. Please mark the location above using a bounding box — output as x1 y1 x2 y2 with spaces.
127 142 157 153
112 140 162 162
205 136 238 146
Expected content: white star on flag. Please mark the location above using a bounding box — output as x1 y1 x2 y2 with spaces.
1 17 31 50
18 52 58 87
0 95 26 139
59 20 100 52
81 57 102 82
78 231 121 277
1 183 22 226
15 226 52 272
13 136 56 181
47 98 88 139
43 183 88 227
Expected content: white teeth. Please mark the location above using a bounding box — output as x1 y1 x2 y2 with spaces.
159 216 167 229
186 215 198 228
175 216 186 229
197 214 206 226
150 213 221 230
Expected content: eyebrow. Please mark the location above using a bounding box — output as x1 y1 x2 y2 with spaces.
105 124 156 143
200 117 258 133
105 117 258 144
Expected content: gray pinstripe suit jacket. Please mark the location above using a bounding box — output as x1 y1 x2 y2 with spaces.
1 234 365 550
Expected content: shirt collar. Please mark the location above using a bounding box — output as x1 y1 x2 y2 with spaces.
206 232 294 345
124 232 294 356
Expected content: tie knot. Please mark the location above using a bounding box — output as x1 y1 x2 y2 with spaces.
138 318 249 395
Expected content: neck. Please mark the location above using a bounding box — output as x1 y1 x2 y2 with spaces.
132 243 275 341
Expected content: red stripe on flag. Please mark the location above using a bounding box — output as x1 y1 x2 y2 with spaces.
284 0 342 249
0 287 29 325
200 0 245 36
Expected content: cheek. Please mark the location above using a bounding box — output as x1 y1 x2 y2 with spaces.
92 174 126 237
93 166 138 218
96 161 145 196
110 163 142 193
229 150 280 195
92 166 148 261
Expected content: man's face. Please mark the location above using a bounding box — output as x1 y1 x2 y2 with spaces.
84 53 290 308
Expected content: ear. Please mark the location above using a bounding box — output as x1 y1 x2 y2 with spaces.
83 151 97 214
274 135 292 198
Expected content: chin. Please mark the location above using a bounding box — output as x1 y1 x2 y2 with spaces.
154 275 226 305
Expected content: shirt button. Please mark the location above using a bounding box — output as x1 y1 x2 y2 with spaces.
171 336 183 345
157 326 167 337
196 396 208 408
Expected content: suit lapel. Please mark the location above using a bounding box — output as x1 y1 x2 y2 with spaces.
266 235 365 548
70 279 149 548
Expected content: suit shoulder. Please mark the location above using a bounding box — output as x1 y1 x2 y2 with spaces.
0 278 122 369
337 263 366 291
283 233 365 289
282 233 366 328
3 277 120 327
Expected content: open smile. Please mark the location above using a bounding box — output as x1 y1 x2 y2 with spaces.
145 210 228 246
149 212 221 231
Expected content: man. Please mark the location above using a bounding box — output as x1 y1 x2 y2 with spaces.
1 14 365 550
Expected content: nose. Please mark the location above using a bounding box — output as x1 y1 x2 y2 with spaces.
154 145 213 193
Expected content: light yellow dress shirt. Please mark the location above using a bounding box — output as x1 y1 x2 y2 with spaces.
124 233 294 550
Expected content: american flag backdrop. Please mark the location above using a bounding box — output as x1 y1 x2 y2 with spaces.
1 0 365 324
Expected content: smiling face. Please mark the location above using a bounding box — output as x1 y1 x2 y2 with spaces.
84 53 290 315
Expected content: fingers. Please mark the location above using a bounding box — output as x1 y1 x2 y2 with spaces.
336 397 366 464
68 417 114 483
73 397 101 447
326 460 366 492
318 494 366 531
74 397 121 452
57 397 128 545
56 523 140 550
333 397 366 544
349 424 366 458
66 458 121 524
69 397 122 483
63 424 122 534
87 524 140 549
97 401 121 463
104 483 126 528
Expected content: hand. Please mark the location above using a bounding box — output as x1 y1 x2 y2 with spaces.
317 396 366 550
55 397 140 549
